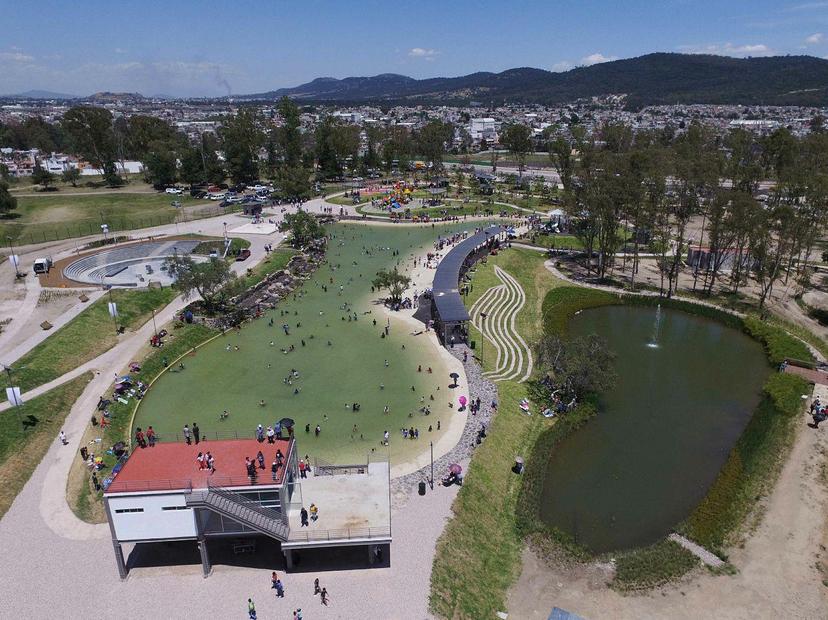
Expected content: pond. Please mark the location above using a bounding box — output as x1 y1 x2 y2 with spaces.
538 305 770 553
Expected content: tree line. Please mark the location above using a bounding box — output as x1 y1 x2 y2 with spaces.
546 122 828 309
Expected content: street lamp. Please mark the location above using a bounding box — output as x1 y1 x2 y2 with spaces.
479 312 487 368
429 441 434 490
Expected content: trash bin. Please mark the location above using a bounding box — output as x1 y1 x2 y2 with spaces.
469 340 476 350
418 481 426 495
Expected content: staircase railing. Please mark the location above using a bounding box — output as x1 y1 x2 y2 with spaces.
188 483 289 540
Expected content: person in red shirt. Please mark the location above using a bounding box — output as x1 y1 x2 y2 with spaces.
298 459 306 479
135 428 146 448
146 426 156 447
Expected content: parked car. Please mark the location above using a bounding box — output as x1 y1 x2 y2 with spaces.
208 192 226 201
165 187 183 195
235 249 251 261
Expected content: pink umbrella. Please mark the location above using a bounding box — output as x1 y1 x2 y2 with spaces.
458 395 467 407
449 463 463 474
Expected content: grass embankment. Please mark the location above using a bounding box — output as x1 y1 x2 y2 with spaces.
0 287 177 401
430 248 561 620
0 373 93 518
235 247 298 291
68 323 216 523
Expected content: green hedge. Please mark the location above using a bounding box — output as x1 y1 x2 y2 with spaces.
679 372 809 552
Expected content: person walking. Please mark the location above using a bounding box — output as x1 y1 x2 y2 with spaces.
256 451 265 470
135 428 146 449
196 452 205 470
271 460 278 481
193 422 200 444
298 459 306 479
300 506 309 527
247 598 256 619
275 578 284 598
183 424 191 445
320 587 328 606
271 571 279 590
146 426 156 447
207 452 215 473
309 503 318 522
313 578 320 595
59 430 68 445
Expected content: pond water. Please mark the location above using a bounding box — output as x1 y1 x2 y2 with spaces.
134 221 496 463
538 305 770 553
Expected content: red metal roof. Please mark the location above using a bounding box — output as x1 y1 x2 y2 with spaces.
105 438 292 494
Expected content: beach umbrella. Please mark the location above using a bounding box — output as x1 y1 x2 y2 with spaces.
458 395 467 407
449 463 462 474
278 417 295 428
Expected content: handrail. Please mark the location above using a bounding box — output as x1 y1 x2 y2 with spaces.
204 482 289 526
287 525 391 543
105 478 193 493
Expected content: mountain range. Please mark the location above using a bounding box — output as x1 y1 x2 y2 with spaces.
238 53 828 107
5 53 828 106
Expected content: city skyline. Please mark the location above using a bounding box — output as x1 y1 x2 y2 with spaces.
3 0 828 97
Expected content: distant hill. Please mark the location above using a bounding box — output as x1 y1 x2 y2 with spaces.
4 90 77 100
238 53 828 107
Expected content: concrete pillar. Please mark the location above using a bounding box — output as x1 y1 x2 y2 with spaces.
112 540 127 580
284 549 294 570
368 545 374 566
198 537 211 578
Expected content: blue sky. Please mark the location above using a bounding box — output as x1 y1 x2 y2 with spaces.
2 0 828 97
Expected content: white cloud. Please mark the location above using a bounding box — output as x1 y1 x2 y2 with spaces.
551 60 573 72
580 52 618 66
0 51 35 63
114 48 127 55
408 47 440 61
677 42 774 57
805 32 824 44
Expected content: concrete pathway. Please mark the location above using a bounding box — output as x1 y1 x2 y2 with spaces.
668 533 725 568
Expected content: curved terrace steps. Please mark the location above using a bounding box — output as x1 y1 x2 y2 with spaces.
470 265 533 383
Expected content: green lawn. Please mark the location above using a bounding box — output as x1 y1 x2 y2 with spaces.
0 287 177 401
521 234 585 250
191 237 251 257
0 372 93 518
0 191 217 243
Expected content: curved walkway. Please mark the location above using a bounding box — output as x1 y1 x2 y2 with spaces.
469 265 533 383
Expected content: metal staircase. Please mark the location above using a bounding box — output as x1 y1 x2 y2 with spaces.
186 484 290 541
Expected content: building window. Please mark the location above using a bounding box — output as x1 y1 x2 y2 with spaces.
161 506 190 511
114 508 144 514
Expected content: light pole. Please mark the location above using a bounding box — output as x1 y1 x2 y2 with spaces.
6 236 21 278
479 312 487 368
151 307 158 339
429 441 434 490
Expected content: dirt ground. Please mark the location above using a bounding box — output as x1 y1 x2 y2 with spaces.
506 392 828 620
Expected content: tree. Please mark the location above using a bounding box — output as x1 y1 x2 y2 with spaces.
454 168 466 196
314 116 340 180
274 97 311 197
179 145 205 186
500 123 532 177
535 333 617 400
283 210 324 248
219 109 262 184
381 126 413 172
31 162 55 190
330 124 361 172
372 267 411 304
0 181 17 216
416 120 453 172
143 142 178 188
164 255 236 313
124 115 184 159
62 106 119 185
61 167 81 187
